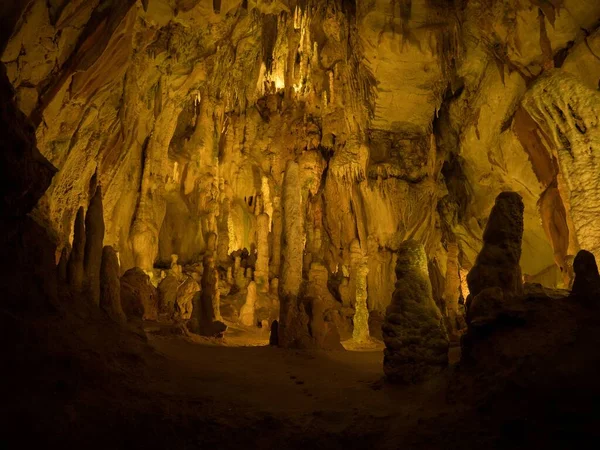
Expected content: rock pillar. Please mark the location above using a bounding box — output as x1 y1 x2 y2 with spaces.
382 240 449 383
255 213 270 292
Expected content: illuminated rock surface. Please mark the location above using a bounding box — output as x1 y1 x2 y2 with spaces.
3 0 600 447
383 240 449 383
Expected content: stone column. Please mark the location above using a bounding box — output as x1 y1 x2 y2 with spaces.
352 263 370 343
84 186 105 306
270 197 282 278
239 281 257 326
67 207 85 292
382 240 449 383
278 160 305 348
100 245 126 324
255 213 270 292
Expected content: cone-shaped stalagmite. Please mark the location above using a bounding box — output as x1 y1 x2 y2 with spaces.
67 207 85 292
100 246 126 324
239 281 257 326
466 192 524 326
572 250 600 298
278 160 305 348
84 186 105 305
383 240 449 383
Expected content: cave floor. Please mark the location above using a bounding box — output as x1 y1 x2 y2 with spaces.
6 310 589 450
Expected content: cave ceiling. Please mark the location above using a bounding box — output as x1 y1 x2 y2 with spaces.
2 0 600 306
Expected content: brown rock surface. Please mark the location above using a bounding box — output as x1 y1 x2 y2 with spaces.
120 267 158 321
100 245 126 324
383 240 449 383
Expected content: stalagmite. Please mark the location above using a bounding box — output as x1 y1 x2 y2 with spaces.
67 207 85 292
572 250 600 298
100 245 126 324
255 213 270 292
382 240 449 384
278 160 305 348
239 281 257 326
352 263 370 343
270 198 282 278
84 186 105 306
188 254 226 337
443 242 465 336
466 192 524 326
57 247 68 285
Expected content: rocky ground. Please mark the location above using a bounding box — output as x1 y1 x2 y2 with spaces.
2 287 600 450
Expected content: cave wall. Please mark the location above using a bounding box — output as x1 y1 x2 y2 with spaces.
3 0 600 313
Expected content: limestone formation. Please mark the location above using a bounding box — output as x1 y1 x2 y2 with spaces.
239 281 257 327
572 250 600 298
57 247 68 285
269 320 279 346
120 267 158 321
254 213 270 292
466 192 524 325
188 255 226 337
175 277 200 320
442 242 465 336
157 275 180 317
67 207 85 292
352 263 370 344
100 246 126 324
278 160 305 348
84 186 105 306
382 240 449 384
206 232 217 256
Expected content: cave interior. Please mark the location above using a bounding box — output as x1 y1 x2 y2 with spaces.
2 0 600 448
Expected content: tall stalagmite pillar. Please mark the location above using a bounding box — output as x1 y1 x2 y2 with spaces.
84 186 105 305
466 191 524 325
270 197 282 278
67 206 86 292
100 245 126 324
255 213 270 292
278 160 305 348
382 240 449 383
352 263 370 343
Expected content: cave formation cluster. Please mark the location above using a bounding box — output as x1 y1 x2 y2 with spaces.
2 0 600 349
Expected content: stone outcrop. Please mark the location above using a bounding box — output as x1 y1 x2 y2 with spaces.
158 275 180 317
466 192 524 326
120 267 158 321
383 240 449 384
100 245 126 324
572 250 600 298
175 277 200 320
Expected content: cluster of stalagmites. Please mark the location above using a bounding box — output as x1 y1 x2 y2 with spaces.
57 189 229 337
382 190 600 384
459 191 600 368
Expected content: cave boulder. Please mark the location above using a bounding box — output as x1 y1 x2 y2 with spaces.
120 267 158 321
